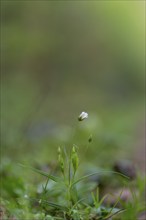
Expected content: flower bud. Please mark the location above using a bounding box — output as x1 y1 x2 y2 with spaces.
71 146 79 173
58 146 61 154
78 111 88 121
58 147 64 175
88 134 92 143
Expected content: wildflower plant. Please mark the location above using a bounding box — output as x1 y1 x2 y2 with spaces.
20 112 130 219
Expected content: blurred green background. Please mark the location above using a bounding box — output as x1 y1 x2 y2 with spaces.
1 1 145 168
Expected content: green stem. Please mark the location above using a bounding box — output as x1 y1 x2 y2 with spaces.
68 150 72 185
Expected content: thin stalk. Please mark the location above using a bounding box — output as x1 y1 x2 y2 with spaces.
68 151 72 186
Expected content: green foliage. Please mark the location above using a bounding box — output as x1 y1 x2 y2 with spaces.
0 109 145 219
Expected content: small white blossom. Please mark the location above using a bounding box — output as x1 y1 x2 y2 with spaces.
78 111 88 121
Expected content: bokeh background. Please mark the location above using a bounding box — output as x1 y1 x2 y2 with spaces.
1 1 145 170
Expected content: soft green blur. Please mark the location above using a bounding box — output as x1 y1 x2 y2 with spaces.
1 1 145 167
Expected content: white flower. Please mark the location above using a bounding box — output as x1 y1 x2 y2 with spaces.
78 111 88 121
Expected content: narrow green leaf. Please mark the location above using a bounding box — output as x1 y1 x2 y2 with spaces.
71 171 129 188
103 208 125 220
97 194 109 209
40 200 69 211
91 192 97 207
102 190 124 220
19 164 62 183
29 197 68 212
71 197 86 210
108 188 124 216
